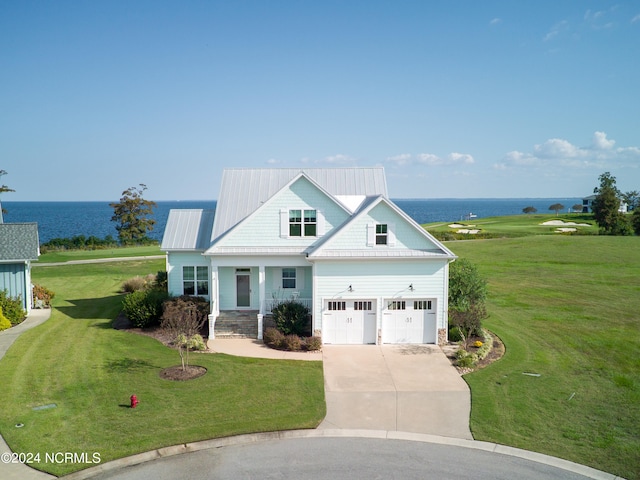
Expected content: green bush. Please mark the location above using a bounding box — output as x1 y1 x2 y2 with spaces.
188 334 207 351
121 276 147 293
448 326 463 343
271 300 310 336
0 306 12 332
122 289 169 328
456 349 476 368
0 290 26 325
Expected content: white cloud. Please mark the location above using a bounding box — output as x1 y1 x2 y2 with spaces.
497 131 640 171
266 158 280 165
632 14 640 24
322 154 357 165
387 152 474 167
490 18 501 26
544 20 569 41
592 131 615 150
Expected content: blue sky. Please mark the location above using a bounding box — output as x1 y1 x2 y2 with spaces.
1 1 639 201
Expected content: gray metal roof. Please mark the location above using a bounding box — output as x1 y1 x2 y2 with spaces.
161 209 215 251
212 168 388 239
0 223 40 261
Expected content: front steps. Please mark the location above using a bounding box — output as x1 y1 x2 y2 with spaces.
214 310 259 339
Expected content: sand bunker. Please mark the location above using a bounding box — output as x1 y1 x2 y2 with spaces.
457 229 481 234
555 227 577 233
541 220 591 227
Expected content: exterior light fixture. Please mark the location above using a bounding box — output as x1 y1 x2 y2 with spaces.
409 284 414 291
348 285 353 292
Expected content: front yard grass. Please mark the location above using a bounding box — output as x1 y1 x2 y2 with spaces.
451 235 640 480
0 259 325 476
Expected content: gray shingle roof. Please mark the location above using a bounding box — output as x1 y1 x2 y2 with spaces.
0 223 40 261
161 210 215 251
212 168 388 239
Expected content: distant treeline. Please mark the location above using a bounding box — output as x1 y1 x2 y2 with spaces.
40 235 119 252
41 235 160 252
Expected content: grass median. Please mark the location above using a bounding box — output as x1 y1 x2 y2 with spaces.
0 259 325 476
452 235 640 480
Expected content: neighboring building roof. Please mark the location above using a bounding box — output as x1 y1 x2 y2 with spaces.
0 223 40 261
161 209 215 251
212 168 388 240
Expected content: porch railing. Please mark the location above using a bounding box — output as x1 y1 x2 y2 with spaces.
265 297 312 313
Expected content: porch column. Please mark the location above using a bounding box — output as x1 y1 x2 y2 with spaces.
258 265 266 341
209 265 219 340
258 265 266 315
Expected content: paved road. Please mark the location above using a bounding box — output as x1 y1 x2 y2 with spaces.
70 436 607 480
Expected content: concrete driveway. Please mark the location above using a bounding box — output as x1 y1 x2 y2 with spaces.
319 344 473 439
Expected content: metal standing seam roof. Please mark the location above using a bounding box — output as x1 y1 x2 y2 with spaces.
212 167 388 240
161 209 215 250
0 223 40 261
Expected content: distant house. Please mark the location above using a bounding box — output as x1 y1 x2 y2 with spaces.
162 168 457 345
582 195 628 213
0 222 40 313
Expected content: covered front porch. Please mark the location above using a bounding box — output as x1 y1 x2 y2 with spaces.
207 258 312 339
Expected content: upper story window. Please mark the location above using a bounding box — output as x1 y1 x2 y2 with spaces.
183 266 209 296
376 224 388 245
289 209 317 237
367 222 396 247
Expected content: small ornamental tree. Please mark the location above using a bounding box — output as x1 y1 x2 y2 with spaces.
522 206 537 214
448 258 488 345
548 203 565 216
110 184 157 245
161 296 209 370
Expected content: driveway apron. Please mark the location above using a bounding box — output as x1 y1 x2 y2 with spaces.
319 344 473 440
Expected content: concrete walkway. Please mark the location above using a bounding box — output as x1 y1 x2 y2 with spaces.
0 309 56 480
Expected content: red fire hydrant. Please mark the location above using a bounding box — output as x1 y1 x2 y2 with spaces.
130 394 139 409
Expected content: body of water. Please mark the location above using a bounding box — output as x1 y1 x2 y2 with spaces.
2 198 582 244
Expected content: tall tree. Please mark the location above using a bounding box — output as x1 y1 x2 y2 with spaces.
591 172 630 235
110 184 157 244
0 169 16 221
621 190 639 211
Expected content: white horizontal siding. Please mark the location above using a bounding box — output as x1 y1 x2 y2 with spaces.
211 176 349 250
166 252 208 297
313 259 449 333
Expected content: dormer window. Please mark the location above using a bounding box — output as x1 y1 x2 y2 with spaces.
289 209 317 237
376 224 388 245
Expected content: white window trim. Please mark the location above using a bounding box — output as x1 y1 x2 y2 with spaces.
280 208 325 238
367 222 396 247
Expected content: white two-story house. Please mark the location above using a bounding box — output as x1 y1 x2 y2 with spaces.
161 167 456 345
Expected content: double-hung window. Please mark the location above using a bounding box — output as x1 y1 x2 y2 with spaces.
183 266 209 296
376 224 388 245
282 267 296 289
289 209 317 237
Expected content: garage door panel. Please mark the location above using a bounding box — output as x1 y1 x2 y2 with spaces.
323 300 376 345
382 299 437 344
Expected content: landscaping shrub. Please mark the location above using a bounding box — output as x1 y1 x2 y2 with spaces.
455 349 476 368
0 306 12 332
303 336 322 352
32 284 55 308
448 326 463 342
263 327 284 349
122 289 169 328
121 276 147 293
282 334 302 351
271 299 310 336
0 290 26 325
188 334 207 351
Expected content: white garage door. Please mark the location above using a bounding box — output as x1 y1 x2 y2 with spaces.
382 299 437 344
323 300 377 344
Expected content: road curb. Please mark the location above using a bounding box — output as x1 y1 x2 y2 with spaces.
58 429 625 480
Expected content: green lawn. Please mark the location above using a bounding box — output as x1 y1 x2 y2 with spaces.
426 213 598 239
450 235 640 480
37 245 163 263
0 259 325 476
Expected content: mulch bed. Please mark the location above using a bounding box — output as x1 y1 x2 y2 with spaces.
443 330 506 374
159 365 207 381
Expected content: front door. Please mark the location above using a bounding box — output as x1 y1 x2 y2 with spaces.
236 274 251 308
